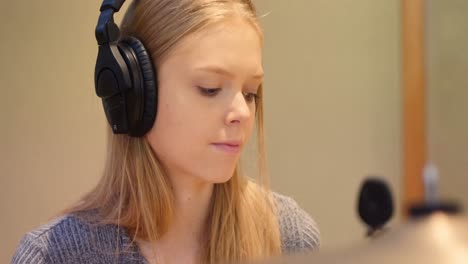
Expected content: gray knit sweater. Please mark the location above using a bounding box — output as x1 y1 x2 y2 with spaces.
11 193 320 263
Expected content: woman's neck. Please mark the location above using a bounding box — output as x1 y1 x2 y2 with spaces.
137 173 215 264
170 177 214 244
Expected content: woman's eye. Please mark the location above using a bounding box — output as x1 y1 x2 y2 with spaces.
198 87 221 97
243 92 259 103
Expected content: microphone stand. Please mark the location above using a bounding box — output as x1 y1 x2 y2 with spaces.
409 163 461 218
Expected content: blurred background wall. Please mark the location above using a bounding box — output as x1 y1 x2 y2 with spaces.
427 0 468 211
1 0 463 262
1 2 108 261
256 0 402 250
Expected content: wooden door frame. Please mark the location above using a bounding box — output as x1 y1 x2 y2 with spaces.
402 0 427 215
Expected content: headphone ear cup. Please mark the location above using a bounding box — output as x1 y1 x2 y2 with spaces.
95 43 133 134
120 37 158 137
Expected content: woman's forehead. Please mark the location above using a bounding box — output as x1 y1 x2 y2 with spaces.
170 17 260 52
160 18 263 75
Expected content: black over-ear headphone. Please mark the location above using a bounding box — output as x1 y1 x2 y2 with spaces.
94 0 157 137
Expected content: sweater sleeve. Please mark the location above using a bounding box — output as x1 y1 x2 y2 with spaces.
274 193 321 253
11 232 46 264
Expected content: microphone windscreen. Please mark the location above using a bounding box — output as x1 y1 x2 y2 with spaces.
358 177 394 229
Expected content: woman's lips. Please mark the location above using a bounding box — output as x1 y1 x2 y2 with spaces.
211 143 241 154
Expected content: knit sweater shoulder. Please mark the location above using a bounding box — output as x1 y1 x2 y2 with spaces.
11 193 320 263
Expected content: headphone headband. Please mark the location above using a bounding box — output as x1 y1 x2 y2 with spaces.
95 0 126 45
100 0 126 12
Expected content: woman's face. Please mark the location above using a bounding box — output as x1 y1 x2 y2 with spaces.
145 18 263 185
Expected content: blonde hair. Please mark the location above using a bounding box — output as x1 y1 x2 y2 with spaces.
63 0 281 263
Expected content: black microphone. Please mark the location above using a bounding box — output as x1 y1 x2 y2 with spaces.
357 177 394 237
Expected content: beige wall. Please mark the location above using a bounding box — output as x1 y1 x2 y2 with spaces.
256 0 402 249
1 1 108 261
1 0 402 262
427 0 468 212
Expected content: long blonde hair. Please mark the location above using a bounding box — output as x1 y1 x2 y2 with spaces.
63 0 281 263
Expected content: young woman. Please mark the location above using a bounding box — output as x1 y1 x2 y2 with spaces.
12 0 320 263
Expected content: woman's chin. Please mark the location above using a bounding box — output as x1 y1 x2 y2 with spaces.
201 169 236 184
212 175 234 184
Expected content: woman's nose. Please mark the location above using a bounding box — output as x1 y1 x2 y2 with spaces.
225 92 252 125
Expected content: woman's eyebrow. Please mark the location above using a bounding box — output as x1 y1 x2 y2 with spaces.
194 65 264 80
